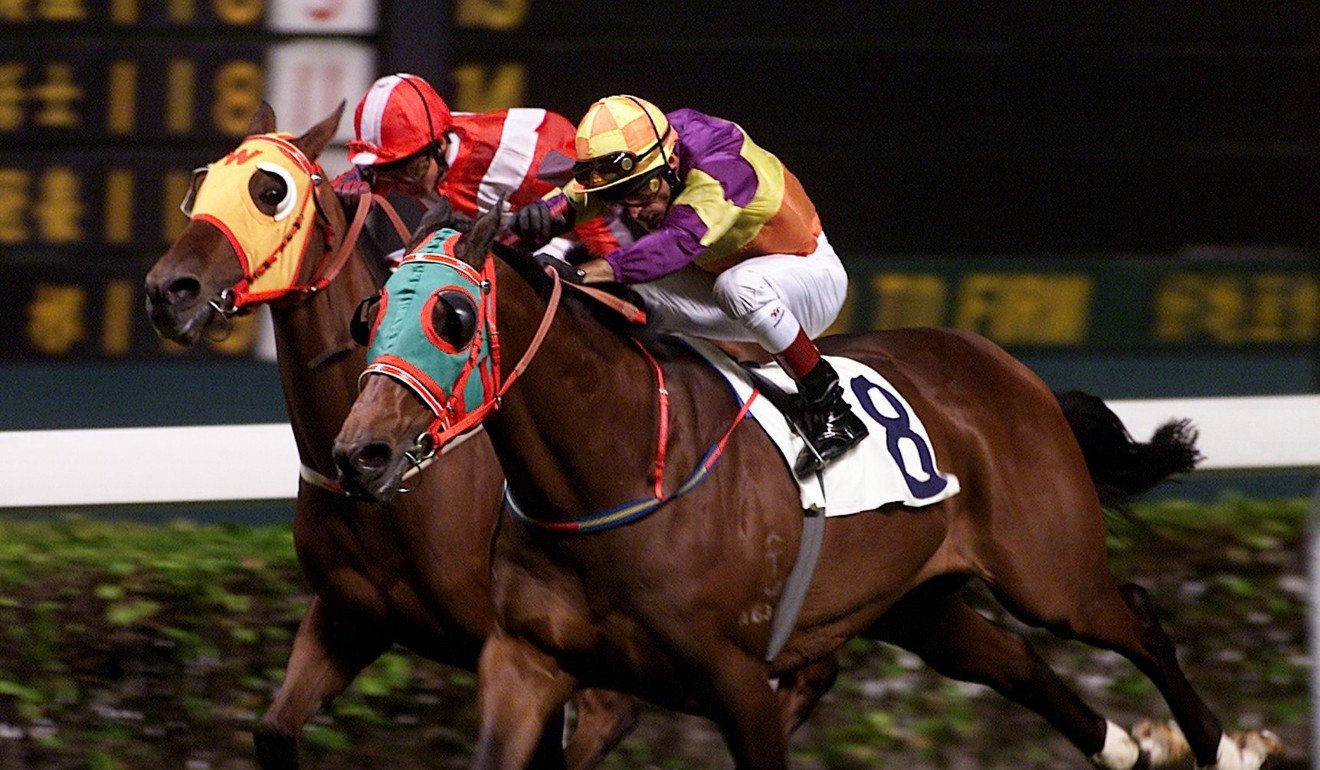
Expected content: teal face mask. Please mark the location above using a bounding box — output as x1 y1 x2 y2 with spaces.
360 228 499 446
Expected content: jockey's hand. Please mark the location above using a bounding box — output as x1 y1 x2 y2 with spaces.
511 200 563 246
535 253 586 284
331 167 373 197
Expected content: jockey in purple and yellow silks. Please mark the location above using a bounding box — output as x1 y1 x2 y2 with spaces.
512 94 867 476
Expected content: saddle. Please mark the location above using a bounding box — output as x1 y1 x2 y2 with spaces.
683 336 961 517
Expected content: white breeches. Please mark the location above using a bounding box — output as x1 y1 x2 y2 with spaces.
632 231 847 353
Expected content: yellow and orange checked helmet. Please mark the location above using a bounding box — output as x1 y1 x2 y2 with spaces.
567 95 676 195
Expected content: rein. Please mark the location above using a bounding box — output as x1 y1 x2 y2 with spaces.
276 190 412 496
256 190 408 308
304 191 410 297
501 270 761 534
363 240 758 524
394 245 655 456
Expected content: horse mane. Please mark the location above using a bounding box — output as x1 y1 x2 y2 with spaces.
492 241 663 345
397 200 666 348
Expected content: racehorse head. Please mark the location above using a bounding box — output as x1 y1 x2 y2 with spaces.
332 204 508 502
144 101 346 345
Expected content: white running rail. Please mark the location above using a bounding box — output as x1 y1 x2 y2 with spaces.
0 395 1316 508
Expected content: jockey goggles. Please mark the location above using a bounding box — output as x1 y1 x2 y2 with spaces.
357 145 436 188
571 128 671 191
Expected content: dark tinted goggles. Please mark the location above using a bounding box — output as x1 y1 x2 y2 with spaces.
572 129 670 190
359 148 432 187
594 170 663 203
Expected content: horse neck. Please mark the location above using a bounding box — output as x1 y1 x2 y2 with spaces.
484 264 658 519
270 238 376 476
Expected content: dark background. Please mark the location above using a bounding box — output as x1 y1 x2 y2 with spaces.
397 1 1319 256
1 2 1315 492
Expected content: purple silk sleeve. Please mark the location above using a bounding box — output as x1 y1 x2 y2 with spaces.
602 205 709 283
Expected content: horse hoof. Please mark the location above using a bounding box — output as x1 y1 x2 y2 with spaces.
1131 719 1191 768
252 721 300 769
1220 730 1282 770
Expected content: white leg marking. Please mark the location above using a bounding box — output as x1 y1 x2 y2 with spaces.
1203 730 1282 770
1205 733 1245 770
1089 720 1140 770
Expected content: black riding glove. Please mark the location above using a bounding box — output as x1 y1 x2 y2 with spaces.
511 201 563 246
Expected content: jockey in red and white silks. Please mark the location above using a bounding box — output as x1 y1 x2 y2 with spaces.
336 73 627 261
511 95 868 477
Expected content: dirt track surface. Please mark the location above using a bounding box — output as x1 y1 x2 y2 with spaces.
0 499 1309 769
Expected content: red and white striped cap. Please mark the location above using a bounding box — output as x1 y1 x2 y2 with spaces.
346 73 452 166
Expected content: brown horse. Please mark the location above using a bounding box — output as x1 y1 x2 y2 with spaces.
333 205 1281 770
142 103 653 769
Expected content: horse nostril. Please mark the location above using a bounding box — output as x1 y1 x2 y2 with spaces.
335 442 394 481
352 443 394 474
164 276 201 307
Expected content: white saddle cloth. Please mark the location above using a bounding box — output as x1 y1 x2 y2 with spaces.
684 337 961 517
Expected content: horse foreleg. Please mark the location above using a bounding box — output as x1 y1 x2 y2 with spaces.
527 704 569 770
775 656 839 737
694 651 788 770
562 689 642 770
253 596 391 769
472 629 577 770
870 579 1144 769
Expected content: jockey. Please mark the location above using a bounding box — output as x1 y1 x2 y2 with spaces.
334 73 624 260
511 95 867 476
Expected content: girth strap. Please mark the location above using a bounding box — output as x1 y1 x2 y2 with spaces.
765 500 826 662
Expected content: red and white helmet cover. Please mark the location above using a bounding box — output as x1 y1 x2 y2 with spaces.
347 73 452 166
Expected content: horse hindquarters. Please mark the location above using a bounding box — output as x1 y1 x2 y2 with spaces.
972 387 1257 768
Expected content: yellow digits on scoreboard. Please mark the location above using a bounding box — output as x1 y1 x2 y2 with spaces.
212 61 262 136
450 62 526 114
455 0 527 31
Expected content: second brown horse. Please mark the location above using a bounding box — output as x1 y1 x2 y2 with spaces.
143 103 649 769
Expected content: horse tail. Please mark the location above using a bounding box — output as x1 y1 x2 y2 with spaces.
1053 390 1202 510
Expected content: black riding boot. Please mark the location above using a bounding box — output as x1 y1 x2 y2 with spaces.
793 359 869 476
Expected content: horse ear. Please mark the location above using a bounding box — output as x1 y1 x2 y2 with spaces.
455 193 504 268
407 196 474 251
247 102 277 135
290 100 345 163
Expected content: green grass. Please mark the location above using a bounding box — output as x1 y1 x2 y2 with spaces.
0 498 1308 769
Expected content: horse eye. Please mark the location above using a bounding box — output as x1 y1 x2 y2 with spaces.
253 170 290 215
433 291 477 348
350 292 382 347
